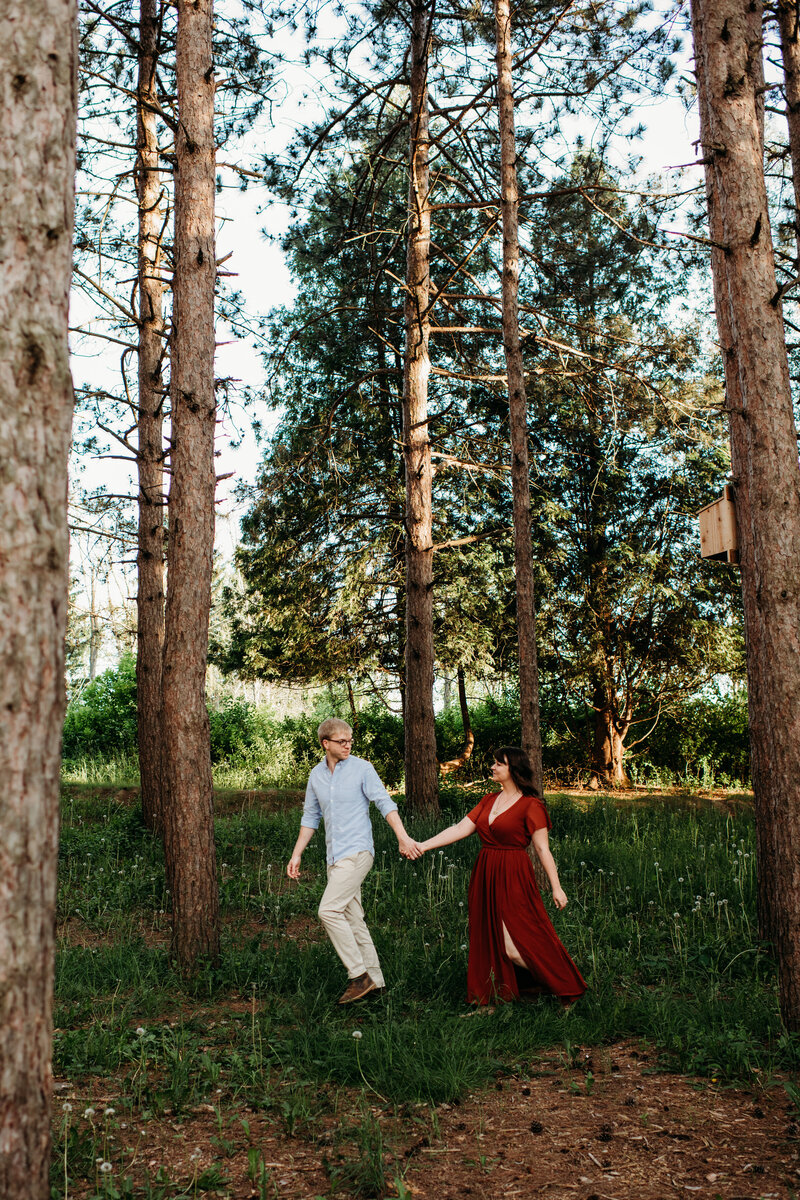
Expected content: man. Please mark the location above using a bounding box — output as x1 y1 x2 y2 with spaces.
286 717 421 1004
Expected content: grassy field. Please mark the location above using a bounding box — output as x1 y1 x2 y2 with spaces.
52 786 799 1198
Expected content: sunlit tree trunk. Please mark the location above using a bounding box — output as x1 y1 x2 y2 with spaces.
692 0 800 1029
494 0 543 792
402 0 439 813
162 0 220 969
777 0 800 264
590 688 632 789
439 667 475 775
0 1 77 1193
136 0 166 833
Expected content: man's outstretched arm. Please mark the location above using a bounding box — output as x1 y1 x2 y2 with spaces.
385 810 423 860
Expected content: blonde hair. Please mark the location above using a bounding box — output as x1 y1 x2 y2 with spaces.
317 718 353 747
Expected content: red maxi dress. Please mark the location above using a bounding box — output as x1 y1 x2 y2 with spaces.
465 793 587 1005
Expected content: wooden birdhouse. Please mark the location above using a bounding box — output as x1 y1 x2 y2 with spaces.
697 484 739 564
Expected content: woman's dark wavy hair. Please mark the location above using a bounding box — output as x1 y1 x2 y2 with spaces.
492 746 543 799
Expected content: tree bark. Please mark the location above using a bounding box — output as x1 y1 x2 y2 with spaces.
691 0 800 1029
402 0 439 814
136 0 166 833
494 0 544 793
439 667 475 774
162 0 220 969
776 0 800 265
589 687 631 789
0 1 77 1194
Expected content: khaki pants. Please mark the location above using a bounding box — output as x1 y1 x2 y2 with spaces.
318 851 385 986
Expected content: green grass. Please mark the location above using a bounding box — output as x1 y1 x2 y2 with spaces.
52 787 799 1197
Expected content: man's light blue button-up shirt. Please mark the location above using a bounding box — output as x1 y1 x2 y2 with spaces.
301 754 398 865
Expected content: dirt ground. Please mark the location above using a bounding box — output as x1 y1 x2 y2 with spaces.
57 1040 799 1200
401 1042 799 1200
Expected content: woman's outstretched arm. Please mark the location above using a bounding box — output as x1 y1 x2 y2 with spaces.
418 816 476 853
531 827 568 909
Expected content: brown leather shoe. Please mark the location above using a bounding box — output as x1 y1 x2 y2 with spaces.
337 973 377 1005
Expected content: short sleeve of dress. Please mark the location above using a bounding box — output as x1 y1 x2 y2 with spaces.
466 793 492 825
523 797 552 836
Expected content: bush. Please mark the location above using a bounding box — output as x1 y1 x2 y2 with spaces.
633 691 750 786
62 654 138 760
61 658 750 789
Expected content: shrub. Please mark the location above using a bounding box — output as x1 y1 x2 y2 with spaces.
61 658 750 789
62 654 138 760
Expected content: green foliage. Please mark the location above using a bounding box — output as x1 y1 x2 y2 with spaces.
526 154 742 778
61 666 750 789
638 690 750 786
62 654 138 761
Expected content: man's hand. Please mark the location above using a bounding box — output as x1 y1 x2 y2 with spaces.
287 853 303 880
398 835 423 860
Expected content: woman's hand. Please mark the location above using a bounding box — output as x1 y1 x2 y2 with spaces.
551 886 568 910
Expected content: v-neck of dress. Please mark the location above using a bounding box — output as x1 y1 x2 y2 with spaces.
486 792 525 827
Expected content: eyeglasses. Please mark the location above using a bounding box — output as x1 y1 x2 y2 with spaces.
326 738 353 746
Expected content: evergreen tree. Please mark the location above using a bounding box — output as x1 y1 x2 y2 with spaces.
527 155 742 785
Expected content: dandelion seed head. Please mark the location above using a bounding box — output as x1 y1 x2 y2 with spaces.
100 1161 112 1174
136 1027 146 1037
104 1107 115 1116
84 1107 95 1118
62 1102 73 1113
352 1030 363 1040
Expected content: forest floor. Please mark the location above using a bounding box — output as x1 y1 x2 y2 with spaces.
53 784 800 1200
53 1029 799 1200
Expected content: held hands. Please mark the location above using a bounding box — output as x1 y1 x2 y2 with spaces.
286 854 302 880
398 835 425 860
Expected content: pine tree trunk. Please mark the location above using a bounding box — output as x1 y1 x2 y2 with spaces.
692 0 771 932
0 2 77 1194
494 0 544 793
402 0 439 814
89 575 101 679
162 0 220 970
691 0 800 1029
439 667 475 774
777 0 800 264
136 0 166 833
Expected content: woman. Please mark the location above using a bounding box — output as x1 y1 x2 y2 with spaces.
418 747 586 1006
